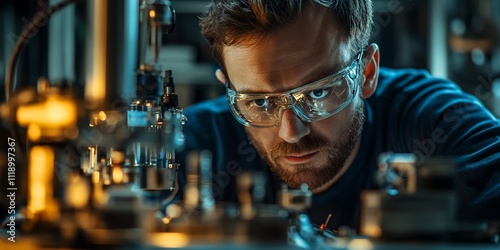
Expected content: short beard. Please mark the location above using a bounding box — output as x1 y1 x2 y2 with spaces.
246 101 365 191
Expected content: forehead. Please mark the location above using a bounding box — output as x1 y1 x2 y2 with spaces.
223 5 351 93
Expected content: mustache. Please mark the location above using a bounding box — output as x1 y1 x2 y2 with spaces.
271 135 328 157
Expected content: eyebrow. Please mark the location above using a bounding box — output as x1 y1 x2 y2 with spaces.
235 86 278 94
230 64 340 95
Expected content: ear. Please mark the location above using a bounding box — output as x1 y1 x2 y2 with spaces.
215 68 227 85
360 43 379 99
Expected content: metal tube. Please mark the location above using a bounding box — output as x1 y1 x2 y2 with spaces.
85 0 139 109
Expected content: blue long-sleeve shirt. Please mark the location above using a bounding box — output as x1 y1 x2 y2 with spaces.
174 67 500 230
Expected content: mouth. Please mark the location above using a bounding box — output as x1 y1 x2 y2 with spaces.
282 151 319 164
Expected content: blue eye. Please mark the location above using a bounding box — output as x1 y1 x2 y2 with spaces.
253 99 269 107
309 89 328 99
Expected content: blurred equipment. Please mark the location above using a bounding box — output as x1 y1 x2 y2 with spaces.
447 0 500 116
1 0 187 247
360 153 495 241
160 158 291 246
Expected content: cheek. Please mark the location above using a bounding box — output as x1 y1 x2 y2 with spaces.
311 118 341 140
247 128 278 148
311 103 355 137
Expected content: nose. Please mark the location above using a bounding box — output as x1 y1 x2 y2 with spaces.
278 109 310 143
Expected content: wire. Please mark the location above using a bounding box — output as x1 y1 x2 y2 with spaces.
319 213 333 231
160 171 179 208
4 0 84 102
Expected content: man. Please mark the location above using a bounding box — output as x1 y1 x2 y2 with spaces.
174 0 500 231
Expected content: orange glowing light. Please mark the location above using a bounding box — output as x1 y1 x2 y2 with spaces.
28 146 54 214
149 10 156 18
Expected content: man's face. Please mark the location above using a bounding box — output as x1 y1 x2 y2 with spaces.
223 5 365 192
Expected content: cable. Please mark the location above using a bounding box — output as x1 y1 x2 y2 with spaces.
4 0 84 102
160 171 179 208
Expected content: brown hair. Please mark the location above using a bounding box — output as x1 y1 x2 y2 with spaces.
200 0 373 73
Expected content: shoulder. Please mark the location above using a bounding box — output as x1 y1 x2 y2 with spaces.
366 67 495 152
182 95 246 144
375 67 463 99
183 96 233 127
371 67 485 112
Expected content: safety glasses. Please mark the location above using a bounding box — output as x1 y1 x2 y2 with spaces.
226 51 364 127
